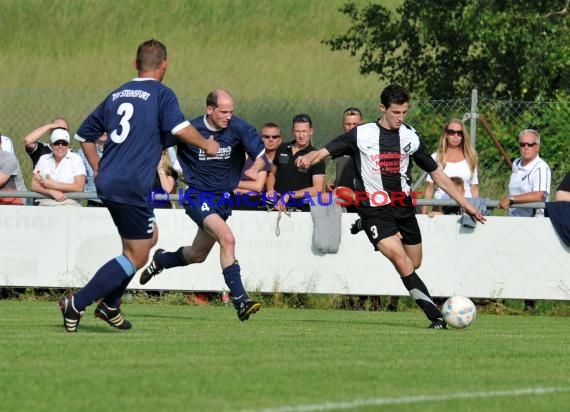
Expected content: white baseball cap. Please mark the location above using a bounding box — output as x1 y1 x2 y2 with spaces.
50 128 70 144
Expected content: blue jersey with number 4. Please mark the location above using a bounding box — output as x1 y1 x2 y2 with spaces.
75 78 189 207
177 115 265 193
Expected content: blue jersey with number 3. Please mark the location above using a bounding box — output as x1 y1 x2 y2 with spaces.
75 78 189 206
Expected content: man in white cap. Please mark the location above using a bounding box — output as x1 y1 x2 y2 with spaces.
30 128 86 206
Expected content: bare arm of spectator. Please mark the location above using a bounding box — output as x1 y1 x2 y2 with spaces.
556 190 570 201
39 174 85 193
420 181 435 214
0 171 11 187
470 183 480 198
265 164 278 196
498 190 546 209
30 173 67 202
24 119 67 152
556 173 570 201
156 156 176 193
235 171 268 194
243 155 266 181
80 141 101 178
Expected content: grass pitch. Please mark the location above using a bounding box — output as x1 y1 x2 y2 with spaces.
1 301 569 412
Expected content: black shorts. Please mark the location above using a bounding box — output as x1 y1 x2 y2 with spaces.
104 200 156 240
358 205 422 249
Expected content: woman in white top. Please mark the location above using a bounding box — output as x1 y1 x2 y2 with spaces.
31 128 86 206
421 118 479 214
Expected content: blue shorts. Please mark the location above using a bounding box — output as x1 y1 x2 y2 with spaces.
182 190 233 229
104 200 156 240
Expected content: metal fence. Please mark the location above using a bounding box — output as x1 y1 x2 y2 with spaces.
1 89 568 196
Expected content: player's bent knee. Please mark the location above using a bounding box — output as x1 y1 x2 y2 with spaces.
390 255 414 277
219 232 236 249
187 251 208 263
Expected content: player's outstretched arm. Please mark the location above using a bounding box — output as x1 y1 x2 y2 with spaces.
430 169 486 223
176 125 220 156
296 148 331 169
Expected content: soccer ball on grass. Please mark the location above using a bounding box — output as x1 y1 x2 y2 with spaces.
442 296 476 329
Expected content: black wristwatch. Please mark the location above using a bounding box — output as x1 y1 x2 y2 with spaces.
509 197 515 205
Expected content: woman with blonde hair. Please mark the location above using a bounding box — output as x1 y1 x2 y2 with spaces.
421 119 479 214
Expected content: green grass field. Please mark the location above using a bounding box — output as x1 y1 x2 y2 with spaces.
2 300 569 412
1 0 389 100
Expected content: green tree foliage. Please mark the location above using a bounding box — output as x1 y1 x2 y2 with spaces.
325 1 570 100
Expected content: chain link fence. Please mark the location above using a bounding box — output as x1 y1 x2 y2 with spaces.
1 89 568 199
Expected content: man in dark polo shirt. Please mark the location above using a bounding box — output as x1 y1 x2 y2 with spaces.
266 113 326 211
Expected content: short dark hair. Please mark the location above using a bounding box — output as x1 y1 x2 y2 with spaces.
343 107 362 116
206 90 219 108
135 39 167 71
206 89 233 108
380 84 410 108
292 113 312 127
262 122 280 129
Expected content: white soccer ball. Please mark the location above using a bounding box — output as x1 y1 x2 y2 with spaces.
442 296 476 329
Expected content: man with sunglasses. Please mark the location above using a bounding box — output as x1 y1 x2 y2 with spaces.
498 129 551 314
498 129 551 217
259 122 282 164
30 128 86 206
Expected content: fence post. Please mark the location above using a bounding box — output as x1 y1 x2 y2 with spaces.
470 89 478 145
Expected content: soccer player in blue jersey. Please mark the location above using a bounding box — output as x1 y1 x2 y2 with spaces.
139 89 266 321
58 39 219 332
296 84 486 329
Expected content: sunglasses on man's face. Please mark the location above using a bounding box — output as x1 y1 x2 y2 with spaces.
519 142 538 148
52 141 69 147
261 135 281 140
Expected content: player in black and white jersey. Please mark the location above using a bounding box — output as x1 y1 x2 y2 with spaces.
297 84 486 329
58 39 219 332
